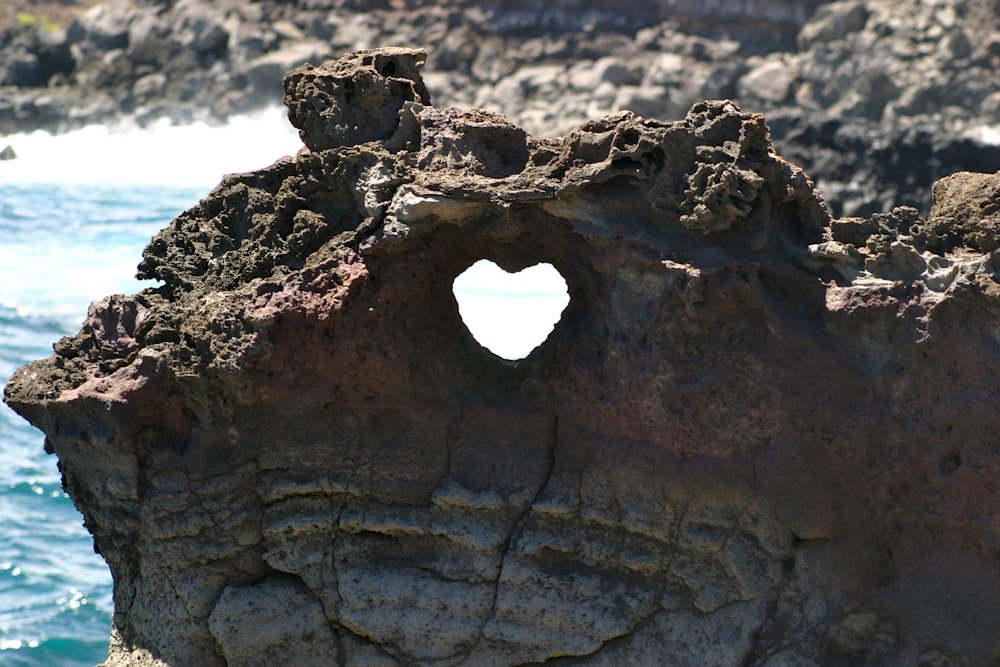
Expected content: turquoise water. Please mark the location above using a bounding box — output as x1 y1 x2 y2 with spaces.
0 183 204 666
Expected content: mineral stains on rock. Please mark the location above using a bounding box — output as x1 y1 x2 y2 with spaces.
6 48 1000 665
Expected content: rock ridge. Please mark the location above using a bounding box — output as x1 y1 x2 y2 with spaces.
2 0 999 217
6 48 1000 666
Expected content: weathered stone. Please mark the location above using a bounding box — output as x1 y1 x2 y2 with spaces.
282 47 430 151
737 57 797 104
7 47 1000 666
170 0 230 55
3 0 999 219
209 575 340 666
797 0 869 48
242 39 333 106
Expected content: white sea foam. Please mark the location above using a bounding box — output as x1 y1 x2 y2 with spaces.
982 125 1000 146
0 107 303 188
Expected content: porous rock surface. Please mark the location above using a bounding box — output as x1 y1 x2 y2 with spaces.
7 48 1000 666
3 0 999 217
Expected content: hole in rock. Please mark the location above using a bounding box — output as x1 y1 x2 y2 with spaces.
452 259 570 361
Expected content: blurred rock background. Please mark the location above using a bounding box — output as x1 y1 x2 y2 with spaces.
2 0 999 216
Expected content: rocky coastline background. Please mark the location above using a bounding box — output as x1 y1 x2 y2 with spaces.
2 0 999 217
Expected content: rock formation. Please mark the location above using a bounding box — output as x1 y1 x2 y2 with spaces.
2 0 999 217
7 48 1000 666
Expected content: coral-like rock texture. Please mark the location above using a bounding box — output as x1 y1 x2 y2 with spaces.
7 48 1000 666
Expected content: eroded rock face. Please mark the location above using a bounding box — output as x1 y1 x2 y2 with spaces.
6 48 1000 666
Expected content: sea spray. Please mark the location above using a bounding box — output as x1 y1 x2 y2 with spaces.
0 107 303 188
983 124 1000 146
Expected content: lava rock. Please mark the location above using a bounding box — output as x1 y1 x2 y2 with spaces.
7 48 1000 666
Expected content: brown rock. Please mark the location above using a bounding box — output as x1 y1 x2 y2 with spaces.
283 47 430 151
926 171 1000 251
6 48 1000 666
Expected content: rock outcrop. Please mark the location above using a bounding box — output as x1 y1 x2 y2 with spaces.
7 48 1000 666
2 0 999 217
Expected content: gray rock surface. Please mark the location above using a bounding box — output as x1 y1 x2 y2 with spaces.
209 575 340 666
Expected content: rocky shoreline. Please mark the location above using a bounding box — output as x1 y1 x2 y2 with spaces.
8 46 1000 666
1 0 999 216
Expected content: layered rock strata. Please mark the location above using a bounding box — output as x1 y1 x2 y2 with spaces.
7 48 1000 666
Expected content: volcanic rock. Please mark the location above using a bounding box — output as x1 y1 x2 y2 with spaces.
2 0 999 217
7 47 1000 666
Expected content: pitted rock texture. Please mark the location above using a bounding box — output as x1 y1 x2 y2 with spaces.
4 0 1000 218
7 48 1000 666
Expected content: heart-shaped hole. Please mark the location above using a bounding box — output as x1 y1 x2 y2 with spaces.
452 260 570 360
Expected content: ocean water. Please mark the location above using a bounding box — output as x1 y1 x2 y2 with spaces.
0 109 569 664
0 109 303 666
0 182 207 667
